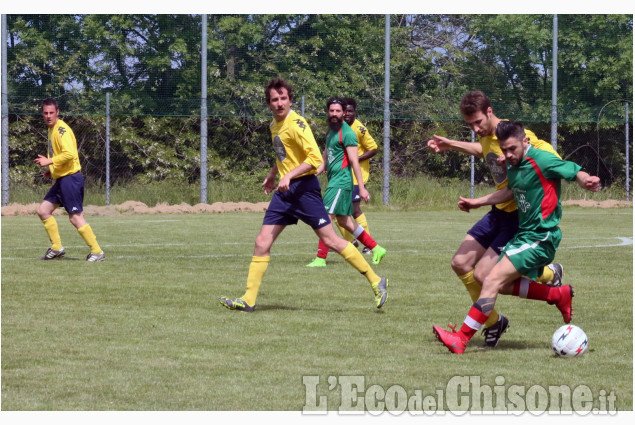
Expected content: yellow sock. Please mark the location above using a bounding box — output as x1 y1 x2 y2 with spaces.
78 224 102 254
42 216 63 251
335 222 354 242
242 256 270 306
459 270 499 328
355 213 369 234
535 266 554 284
339 243 380 285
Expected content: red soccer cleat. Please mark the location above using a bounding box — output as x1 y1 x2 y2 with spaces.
432 324 468 354
551 285 574 324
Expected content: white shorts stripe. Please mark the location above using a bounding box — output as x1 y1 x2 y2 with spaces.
328 189 342 214
506 231 551 257
464 315 483 331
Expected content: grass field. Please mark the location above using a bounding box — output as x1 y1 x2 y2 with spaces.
1 207 632 412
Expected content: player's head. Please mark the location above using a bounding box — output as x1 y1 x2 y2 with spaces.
326 97 345 130
266 78 293 122
342 97 357 125
460 91 495 137
41 98 60 128
495 120 529 166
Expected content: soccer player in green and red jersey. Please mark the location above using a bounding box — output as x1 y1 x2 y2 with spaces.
432 120 601 354
427 90 564 347
331 97 378 255
218 80 387 312
306 97 386 268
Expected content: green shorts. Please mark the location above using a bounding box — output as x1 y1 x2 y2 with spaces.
323 187 353 216
500 228 562 280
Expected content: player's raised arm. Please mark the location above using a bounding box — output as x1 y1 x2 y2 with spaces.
427 134 483 157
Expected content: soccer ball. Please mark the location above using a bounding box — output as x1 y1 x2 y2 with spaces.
551 324 588 357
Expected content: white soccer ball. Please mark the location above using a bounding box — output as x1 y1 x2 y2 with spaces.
551 324 588 357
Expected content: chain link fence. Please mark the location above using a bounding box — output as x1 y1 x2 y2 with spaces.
2 14 633 205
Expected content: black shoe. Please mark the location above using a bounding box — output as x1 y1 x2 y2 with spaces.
482 314 509 347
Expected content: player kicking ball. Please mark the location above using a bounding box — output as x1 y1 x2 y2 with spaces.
306 97 386 268
432 121 600 354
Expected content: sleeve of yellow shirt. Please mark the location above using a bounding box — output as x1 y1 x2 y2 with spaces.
297 124 323 171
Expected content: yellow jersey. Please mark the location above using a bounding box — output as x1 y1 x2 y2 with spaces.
479 126 560 212
47 119 81 179
349 119 378 185
269 110 323 179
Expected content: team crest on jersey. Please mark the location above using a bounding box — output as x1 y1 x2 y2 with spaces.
273 135 286 162
485 152 507 184
359 126 367 135
58 127 66 136
295 119 307 132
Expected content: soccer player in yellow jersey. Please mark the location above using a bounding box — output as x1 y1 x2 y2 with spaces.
336 97 379 255
33 98 104 261
426 90 562 347
219 78 388 312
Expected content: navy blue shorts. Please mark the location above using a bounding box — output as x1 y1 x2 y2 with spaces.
352 185 361 203
263 174 331 229
44 172 85 214
467 206 519 255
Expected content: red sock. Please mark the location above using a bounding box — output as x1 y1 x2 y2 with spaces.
355 230 377 250
512 278 560 303
458 305 490 341
317 240 329 259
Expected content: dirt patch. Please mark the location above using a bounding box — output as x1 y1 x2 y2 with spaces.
561 199 633 208
1 199 631 217
1 201 270 216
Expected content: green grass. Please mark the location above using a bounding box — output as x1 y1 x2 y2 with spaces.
1 208 632 411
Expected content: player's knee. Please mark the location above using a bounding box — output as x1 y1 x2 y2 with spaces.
36 204 51 220
451 255 472 276
254 233 272 252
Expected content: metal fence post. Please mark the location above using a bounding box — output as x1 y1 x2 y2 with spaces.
105 92 110 205
550 14 558 150
200 14 208 204
626 102 630 201
1 14 9 206
382 14 391 206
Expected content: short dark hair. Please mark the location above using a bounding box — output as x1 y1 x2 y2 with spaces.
41 98 59 111
460 90 491 116
265 78 293 104
325 96 345 111
342 97 356 110
495 120 526 142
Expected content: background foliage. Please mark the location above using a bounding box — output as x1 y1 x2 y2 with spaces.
5 14 633 198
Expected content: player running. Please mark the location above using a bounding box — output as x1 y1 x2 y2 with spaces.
218 79 388 312
306 97 386 268
333 97 379 255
